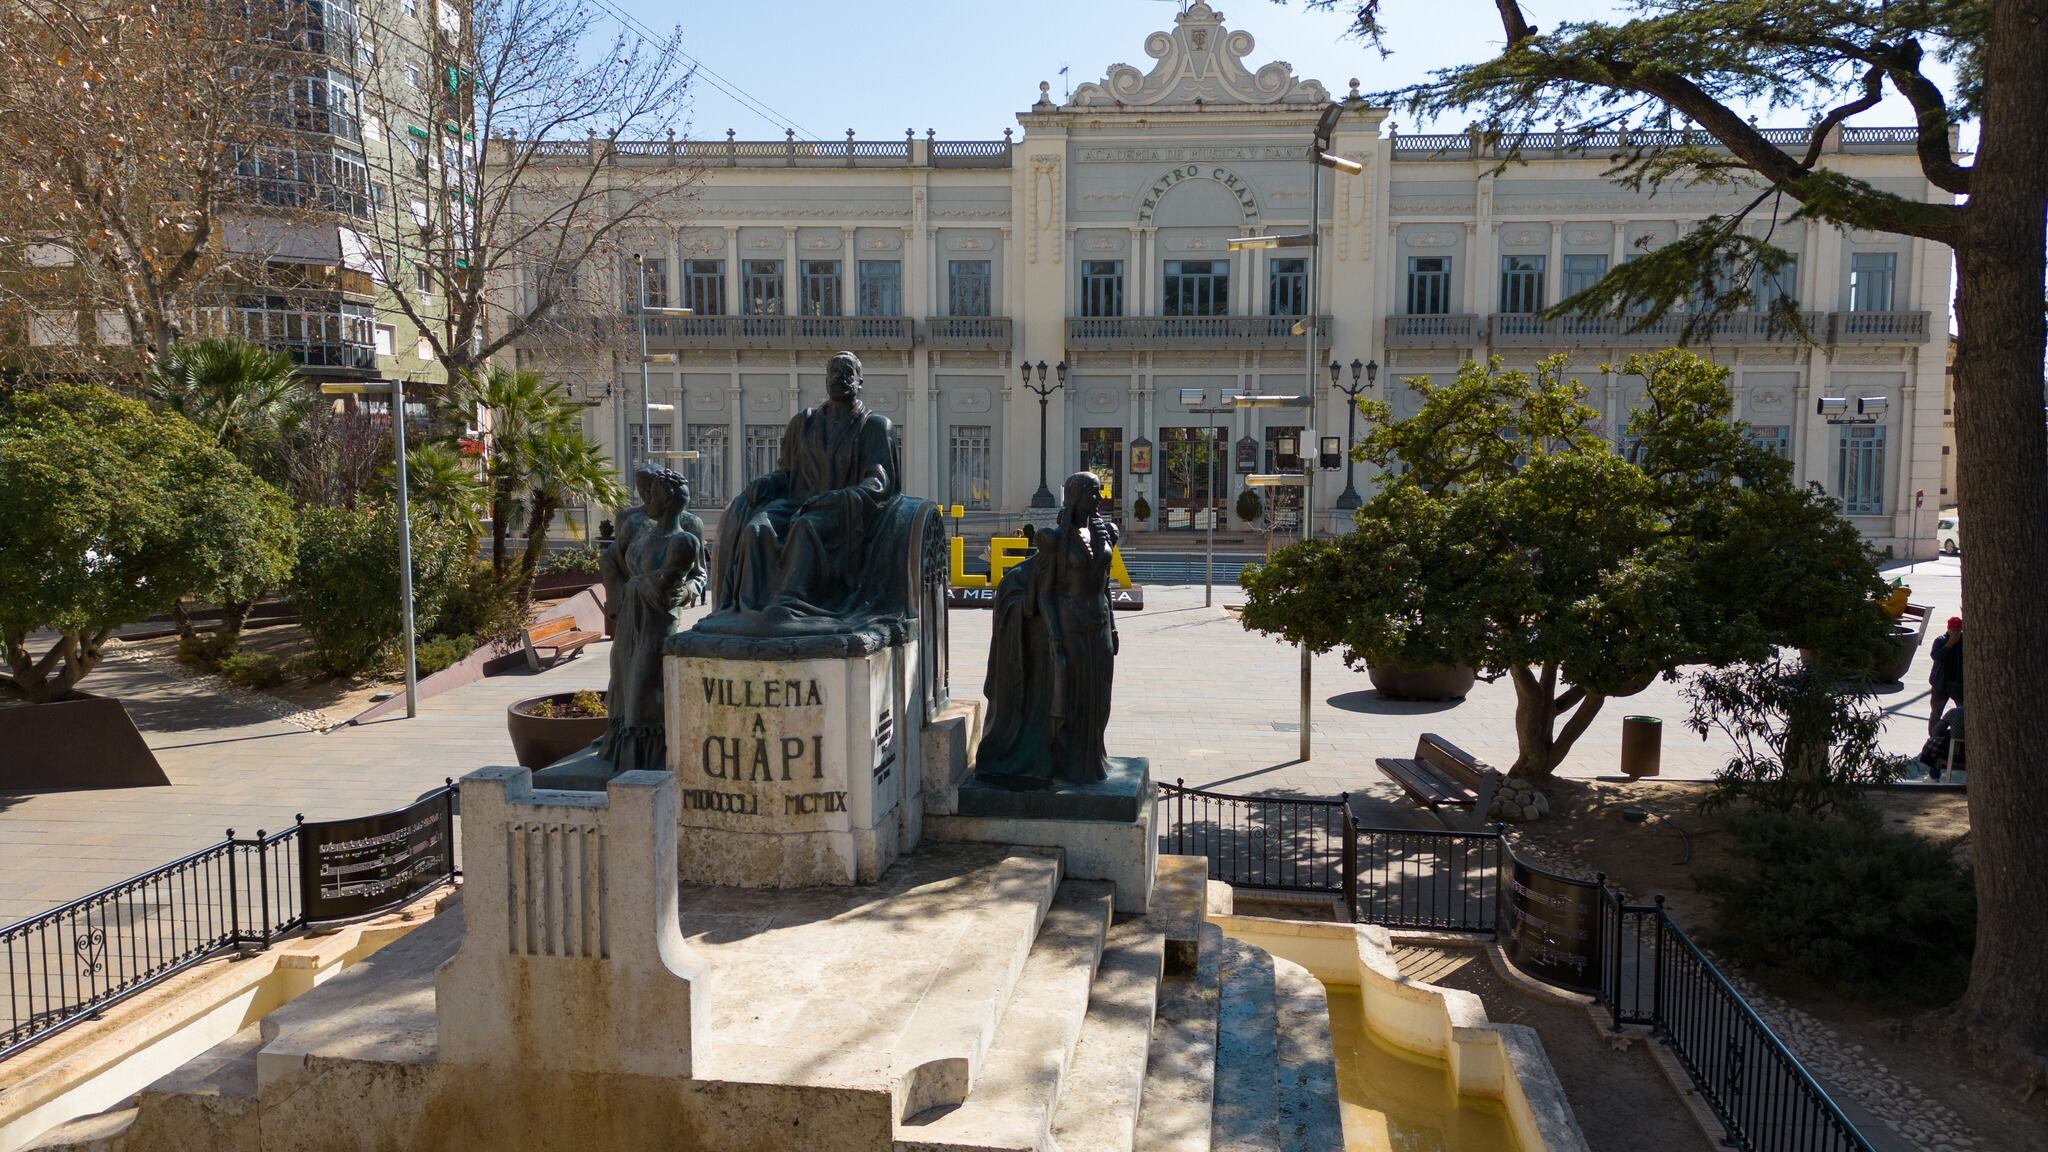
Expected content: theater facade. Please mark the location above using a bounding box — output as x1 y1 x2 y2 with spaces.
516 2 1951 558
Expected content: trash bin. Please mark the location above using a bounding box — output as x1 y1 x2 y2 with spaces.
1621 715 1663 778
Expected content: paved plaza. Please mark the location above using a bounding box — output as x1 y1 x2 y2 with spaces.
0 555 1961 923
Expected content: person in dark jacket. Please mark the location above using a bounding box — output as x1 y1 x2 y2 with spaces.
1928 616 1962 734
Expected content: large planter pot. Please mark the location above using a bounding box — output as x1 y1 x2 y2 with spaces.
1367 663 1478 702
0 692 169 790
507 692 609 769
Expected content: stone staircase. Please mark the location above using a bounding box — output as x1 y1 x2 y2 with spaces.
23 852 1340 1152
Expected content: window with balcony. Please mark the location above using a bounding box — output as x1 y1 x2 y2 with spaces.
949 425 993 509
1499 255 1545 315
1561 254 1607 299
742 260 784 315
1849 252 1897 312
1080 261 1124 318
684 259 725 316
857 261 901 316
1748 425 1790 457
1163 260 1229 317
626 257 667 311
1754 258 1799 310
1836 424 1886 514
686 425 727 507
1267 258 1307 317
949 260 992 317
1406 257 1450 316
745 425 782 482
800 260 841 317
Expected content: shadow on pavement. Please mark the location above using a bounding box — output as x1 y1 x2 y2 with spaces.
1325 689 1462 716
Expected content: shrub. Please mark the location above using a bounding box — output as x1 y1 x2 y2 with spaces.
1686 656 1905 816
433 565 527 647
569 689 606 717
414 635 477 676
540 545 604 577
1699 806 1974 1004
1132 494 1152 523
219 651 284 689
177 632 235 671
288 504 471 676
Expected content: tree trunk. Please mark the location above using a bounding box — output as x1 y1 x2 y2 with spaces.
171 599 199 643
2 630 110 703
1507 664 1607 777
1945 0 2048 1076
489 478 513 577
518 491 560 590
219 599 255 643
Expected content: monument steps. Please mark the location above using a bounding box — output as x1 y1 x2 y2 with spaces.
895 881 1113 1152
1045 916 1166 1152
1132 923 1223 1152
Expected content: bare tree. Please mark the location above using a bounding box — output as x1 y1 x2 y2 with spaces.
350 0 698 390
0 0 296 368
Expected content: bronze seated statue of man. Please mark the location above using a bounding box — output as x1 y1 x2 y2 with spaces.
686 351 938 650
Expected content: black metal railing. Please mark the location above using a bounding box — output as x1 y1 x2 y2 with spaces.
2 784 458 1063
1155 778 1876 1152
2 825 301 1060
1650 911 1874 1152
1156 781 1355 914
1354 824 1501 933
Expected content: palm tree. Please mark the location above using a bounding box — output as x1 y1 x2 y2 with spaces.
518 430 627 587
143 339 309 481
400 443 488 547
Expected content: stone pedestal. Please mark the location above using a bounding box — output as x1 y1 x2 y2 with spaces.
665 640 924 886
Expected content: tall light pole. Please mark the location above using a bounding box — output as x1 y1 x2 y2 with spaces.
1228 101 1362 763
1331 357 1376 509
1022 359 1066 508
322 380 417 719
630 253 692 477
1182 388 1232 608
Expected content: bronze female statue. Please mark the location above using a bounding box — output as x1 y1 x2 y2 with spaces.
975 472 1120 787
599 466 706 772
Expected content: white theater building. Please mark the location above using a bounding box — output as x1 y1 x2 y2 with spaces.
515 2 1951 558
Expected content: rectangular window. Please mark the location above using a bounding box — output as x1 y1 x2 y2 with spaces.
745 425 782 482
1499 255 1546 315
1163 260 1229 317
1849 252 1896 312
1078 427 1123 513
684 259 725 316
949 425 993 510
799 259 840 317
629 257 668 311
742 260 783 315
686 425 727 507
1836 424 1886 515
1080 260 1124 318
626 422 674 474
857 261 901 316
1754 258 1798 310
1406 257 1450 316
1561 254 1608 299
1748 424 1790 457
948 260 992 317
1267 258 1307 317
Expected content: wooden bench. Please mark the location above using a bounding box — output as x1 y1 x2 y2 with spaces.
1372 733 1500 831
522 615 603 671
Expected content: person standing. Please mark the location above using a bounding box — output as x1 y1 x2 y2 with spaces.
1928 616 1963 734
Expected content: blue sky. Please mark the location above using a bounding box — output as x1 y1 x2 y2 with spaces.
599 0 1940 142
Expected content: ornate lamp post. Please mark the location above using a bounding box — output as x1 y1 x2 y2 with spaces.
1022 359 1067 508
1330 357 1377 509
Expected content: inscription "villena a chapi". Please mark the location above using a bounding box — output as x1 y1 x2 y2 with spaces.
698 675 828 785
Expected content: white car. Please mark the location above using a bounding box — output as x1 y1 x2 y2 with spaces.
1936 511 1961 555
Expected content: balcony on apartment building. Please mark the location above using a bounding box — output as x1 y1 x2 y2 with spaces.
1063 315 1333 352
215 291 378 374
642 314 916 351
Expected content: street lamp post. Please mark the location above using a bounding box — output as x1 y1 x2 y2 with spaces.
322 380 417 719
1022 359 1067 508
1330 357 1377 509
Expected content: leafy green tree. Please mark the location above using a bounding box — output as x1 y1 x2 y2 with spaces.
0 384 297 702
1302 0 2047 1069
287 503 472 677
143 338 312 642
142 339 310 482
1686 656 1904 816
1240 351 1887 777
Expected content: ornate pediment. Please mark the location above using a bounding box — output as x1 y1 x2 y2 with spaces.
1066 3 1329 110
